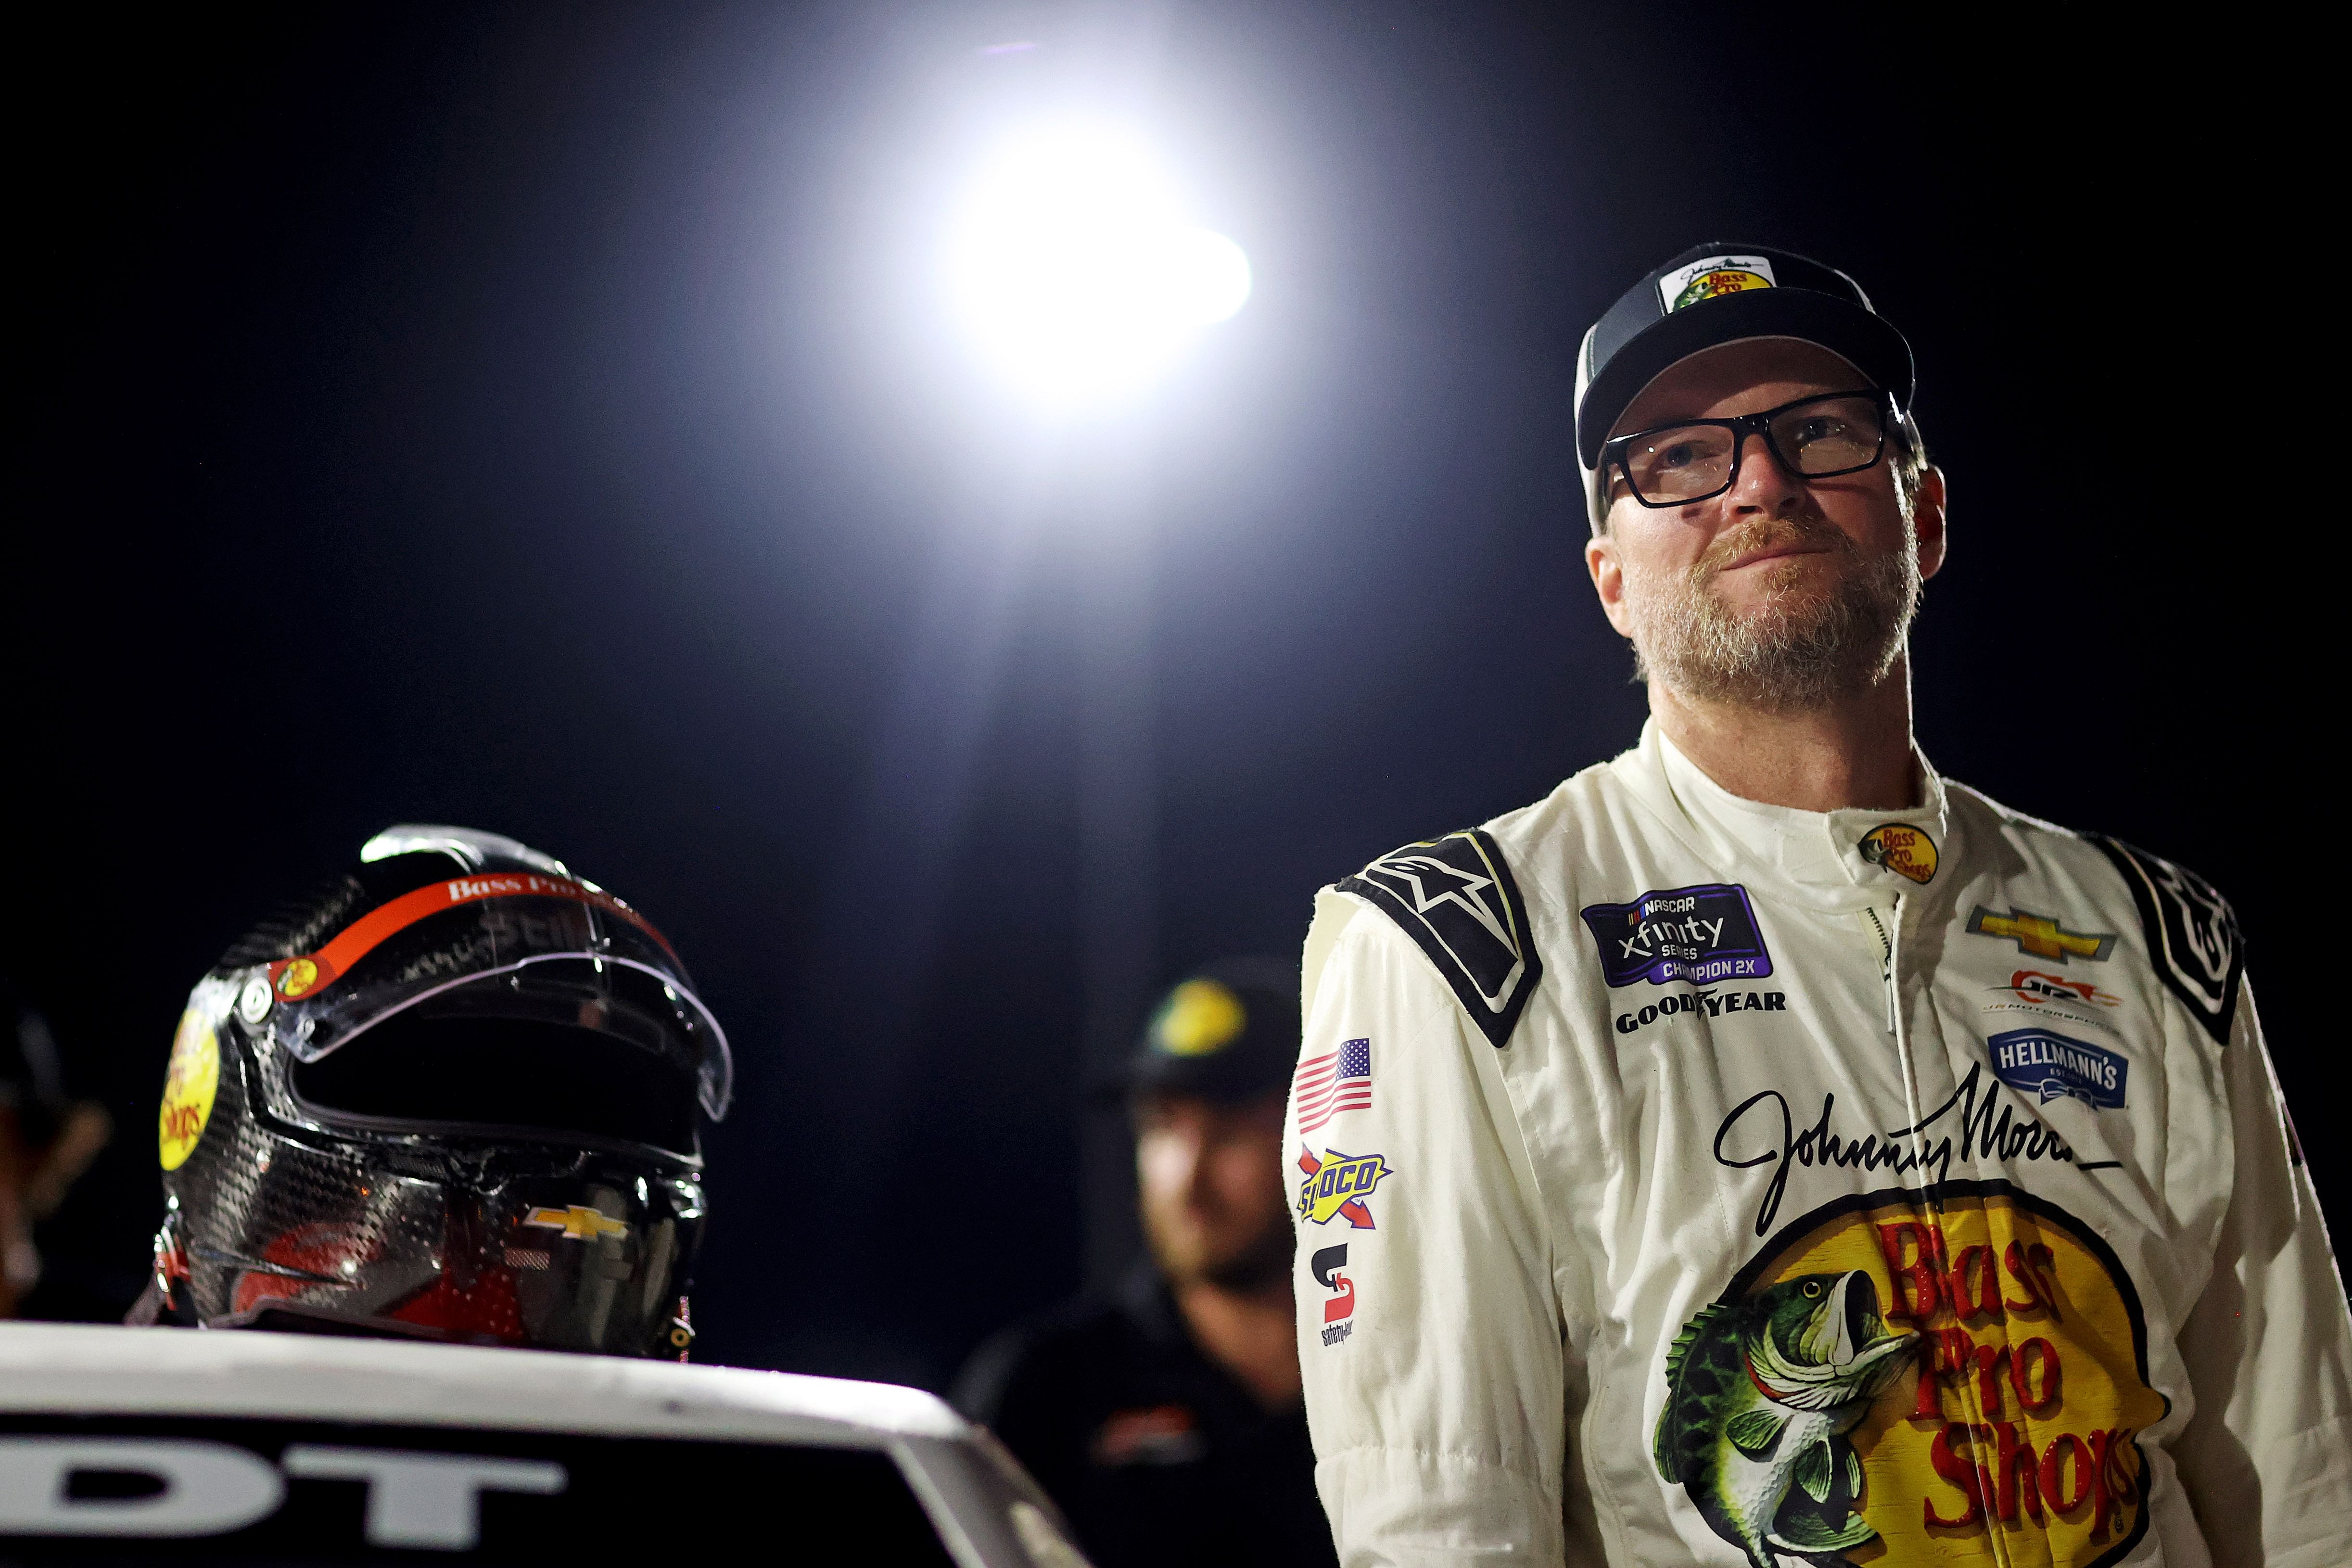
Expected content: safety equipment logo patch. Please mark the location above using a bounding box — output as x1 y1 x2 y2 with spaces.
2092 836 2242 1045
1339 830 1540 1048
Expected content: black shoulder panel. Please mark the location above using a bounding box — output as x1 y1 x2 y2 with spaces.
1337 829 1541 1049
2092 835 2244 1046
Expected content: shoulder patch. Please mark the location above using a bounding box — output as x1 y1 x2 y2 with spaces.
2092 835 2243 1045
1337 830 1541 1048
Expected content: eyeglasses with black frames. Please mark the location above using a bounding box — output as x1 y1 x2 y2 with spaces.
1602 389 1903 510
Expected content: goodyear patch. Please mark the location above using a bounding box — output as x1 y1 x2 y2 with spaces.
1656 1180 2166 1567
1857 823 1937 885
158 1007 220 1172
1581 884 1773 988
1659 254 1777 313
1987 1028 2128 1110
1297 1147 1389 1229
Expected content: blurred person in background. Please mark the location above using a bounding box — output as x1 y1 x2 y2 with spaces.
0 977 113 1318
956 960 1335 1568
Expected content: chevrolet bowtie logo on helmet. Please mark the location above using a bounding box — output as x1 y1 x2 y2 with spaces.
524 1205 630 1242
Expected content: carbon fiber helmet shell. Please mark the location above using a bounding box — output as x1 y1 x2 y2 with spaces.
143 827 725 1359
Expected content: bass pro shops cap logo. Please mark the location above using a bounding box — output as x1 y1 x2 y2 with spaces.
1858 824 1938 885
1581 884 1775 988
1655 1180 2165 1567
1296 1148 1389 1229
1659 254 1778 313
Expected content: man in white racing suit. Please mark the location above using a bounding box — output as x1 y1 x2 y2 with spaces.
1287 243 2352 1567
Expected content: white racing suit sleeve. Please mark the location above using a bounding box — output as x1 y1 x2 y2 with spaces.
2171 980 2352 1567
1293 890 1567 1567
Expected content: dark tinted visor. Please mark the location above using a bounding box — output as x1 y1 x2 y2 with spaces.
290 999 701 1158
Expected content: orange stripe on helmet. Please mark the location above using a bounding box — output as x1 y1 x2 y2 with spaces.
268 873 676 1003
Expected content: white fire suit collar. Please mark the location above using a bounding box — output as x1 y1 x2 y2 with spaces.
1642 719 1949 904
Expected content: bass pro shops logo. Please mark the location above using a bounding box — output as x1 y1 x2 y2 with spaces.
1296 1148 1389 1229
1655 1181 2165 1567
1660 254 1778 312
1858 824 1938 885
1582 884 1775 988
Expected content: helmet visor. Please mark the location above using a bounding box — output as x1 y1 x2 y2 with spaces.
257 870 731 1121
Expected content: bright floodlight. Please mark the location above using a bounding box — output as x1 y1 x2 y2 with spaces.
944 126 1251 406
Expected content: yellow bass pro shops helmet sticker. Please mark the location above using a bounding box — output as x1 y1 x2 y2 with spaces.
157 1007 221 1171
1656 1179 2165 1567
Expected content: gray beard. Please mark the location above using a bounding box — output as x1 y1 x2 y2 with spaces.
1622 517 1921 712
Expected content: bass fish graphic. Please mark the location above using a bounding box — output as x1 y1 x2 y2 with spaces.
1653 1271 1916 1567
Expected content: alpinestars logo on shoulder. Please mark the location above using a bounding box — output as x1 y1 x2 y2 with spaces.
1339 831 1540 1048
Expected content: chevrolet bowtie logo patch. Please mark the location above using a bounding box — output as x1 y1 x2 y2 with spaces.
523 1204 629 1242
1965 906 2118 964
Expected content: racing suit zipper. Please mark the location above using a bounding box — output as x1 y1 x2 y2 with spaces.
1873 892 1935 1183
1871 891 2015 1555
1863 904 1897 1035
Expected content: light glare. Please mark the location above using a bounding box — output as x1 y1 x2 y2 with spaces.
944 127 1251 406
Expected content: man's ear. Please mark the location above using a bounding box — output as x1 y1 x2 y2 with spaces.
1585 533 1634 637
1913 464 1947 581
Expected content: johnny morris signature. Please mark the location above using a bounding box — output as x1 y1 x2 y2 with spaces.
1714 1064 2119 1236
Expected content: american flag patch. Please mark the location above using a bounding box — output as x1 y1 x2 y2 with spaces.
1295 1038 1372 1134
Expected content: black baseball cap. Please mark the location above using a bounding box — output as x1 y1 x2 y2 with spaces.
1574 243 1915 475
1119 957 1298 1104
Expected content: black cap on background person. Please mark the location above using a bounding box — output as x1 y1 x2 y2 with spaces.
954 958 1333 1568
1120 956 1299 1106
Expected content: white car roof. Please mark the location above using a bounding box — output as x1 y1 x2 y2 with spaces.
0 1323 965 1447
0 1324 1085 1567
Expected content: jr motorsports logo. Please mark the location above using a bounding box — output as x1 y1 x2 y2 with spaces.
1654 1181 2165 1567
1581 884 1774 987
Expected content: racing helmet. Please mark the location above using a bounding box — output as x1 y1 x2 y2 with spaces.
140 826 729 1359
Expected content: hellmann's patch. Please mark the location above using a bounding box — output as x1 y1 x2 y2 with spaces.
1985 1029 2127 1111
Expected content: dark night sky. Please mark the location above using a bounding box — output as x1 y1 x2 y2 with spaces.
13 4 2322 1385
